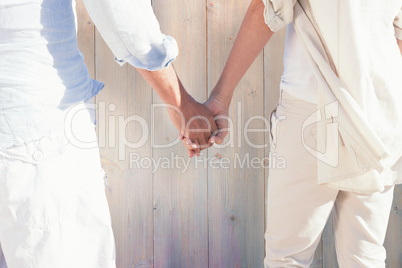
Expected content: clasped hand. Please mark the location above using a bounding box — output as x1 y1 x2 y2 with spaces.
167 94 228 158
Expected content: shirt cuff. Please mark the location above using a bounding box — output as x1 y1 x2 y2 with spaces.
115 35 179 71
261 0 292 32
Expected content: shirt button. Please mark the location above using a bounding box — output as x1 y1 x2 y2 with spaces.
32 151 44 162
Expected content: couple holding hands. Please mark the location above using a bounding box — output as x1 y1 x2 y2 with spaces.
0 0 401 267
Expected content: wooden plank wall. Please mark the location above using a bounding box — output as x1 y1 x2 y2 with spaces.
207 1 265 267
76 0 402 267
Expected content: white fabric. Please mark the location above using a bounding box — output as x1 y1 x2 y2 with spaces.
265 90 395 267
83 0 178 70
0 244 5 268
262 0 402 192
0 0 178 149
0 0 103 148
262 0 297 32
280 23 317 103
0 103 116 268
393 6 402 40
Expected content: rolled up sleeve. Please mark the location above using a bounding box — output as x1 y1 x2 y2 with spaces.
83 0 178 71
394 7 402 40
261 0 297 32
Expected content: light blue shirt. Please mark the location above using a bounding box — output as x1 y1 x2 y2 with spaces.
0 0 178 148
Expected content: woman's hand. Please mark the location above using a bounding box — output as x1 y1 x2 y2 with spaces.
170 94 218 156
181 93 230 158
204 95 229 145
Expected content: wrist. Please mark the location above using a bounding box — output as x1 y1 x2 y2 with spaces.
209 85 233 109
171 83 192 109
137 65 192 108
157 75 191 108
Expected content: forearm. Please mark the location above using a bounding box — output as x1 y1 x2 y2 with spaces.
136 65 190 107
137 65 218 151
398 39 402 55
209 0 274 107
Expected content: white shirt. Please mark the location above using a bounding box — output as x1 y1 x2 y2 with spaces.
0 0 178 148
83 0 178 70
280 23 317 103
263 0 402 193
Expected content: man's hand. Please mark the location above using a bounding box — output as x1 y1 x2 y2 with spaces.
182 94 229 157
180 0 273 157
204 96 229 145
136 65 218 156
168 94 218 157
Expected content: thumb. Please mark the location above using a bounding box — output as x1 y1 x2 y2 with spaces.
209 130 227 145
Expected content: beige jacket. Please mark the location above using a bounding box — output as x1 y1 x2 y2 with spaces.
263 0 402 193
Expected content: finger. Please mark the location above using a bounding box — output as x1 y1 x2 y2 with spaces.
196 136 212 150
192 139 201 150
183 138 201 155
191 147 201 155
186 136 202 150
191 149 200 157
188 149 195 158
182 139 193 150
178 133 185 140
195 139 206 150
202 127 218 149
183 137 196 148
210 119 219 137
208 129 220 144
208 136 216 145
201 139 214 149
214 132 226 144
205 117 218 146
188 149 201 158
210 130 227 145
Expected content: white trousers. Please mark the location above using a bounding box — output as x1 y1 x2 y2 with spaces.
0 103 116 268
264 91 394 267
